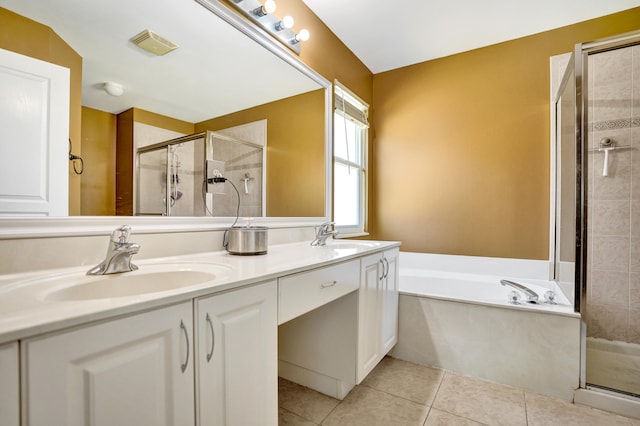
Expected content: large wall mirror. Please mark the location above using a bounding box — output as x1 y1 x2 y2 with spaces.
0 0 331 236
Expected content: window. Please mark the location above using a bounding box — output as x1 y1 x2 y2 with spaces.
333 82 368 236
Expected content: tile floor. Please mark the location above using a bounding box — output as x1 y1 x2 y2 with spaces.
278 357 640 426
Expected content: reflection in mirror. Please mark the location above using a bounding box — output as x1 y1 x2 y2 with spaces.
0 0 328 219
136 130 264 217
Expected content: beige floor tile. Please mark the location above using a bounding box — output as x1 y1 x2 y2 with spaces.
362 356 444 405
322 385 429 426
432 373 526 426
278 378 339 424
525 392 635 426
424 408 486 425
279 407 319 426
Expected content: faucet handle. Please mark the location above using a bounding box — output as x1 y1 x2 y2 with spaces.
111 225 132 244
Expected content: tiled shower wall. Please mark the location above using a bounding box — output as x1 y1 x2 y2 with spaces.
586 44 640 344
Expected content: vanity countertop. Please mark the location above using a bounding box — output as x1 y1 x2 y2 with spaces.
0 240 400 344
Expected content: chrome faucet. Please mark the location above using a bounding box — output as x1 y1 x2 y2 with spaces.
500 280 539 303
87 225 140 275
311 221 338 246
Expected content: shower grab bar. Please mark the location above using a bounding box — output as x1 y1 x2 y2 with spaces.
587 145 632 152
588 138 633 177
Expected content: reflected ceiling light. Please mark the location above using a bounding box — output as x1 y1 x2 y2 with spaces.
103 82 124 97
275 15 294 31
252 0 276 17
294 29 310 43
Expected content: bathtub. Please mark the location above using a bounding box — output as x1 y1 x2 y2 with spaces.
391 252 582 401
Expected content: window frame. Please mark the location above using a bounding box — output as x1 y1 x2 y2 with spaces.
333 81 369 237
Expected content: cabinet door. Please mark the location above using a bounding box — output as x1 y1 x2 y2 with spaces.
0 342 19 426
357 253 383 383
381 248 400 354
22 302 194 426
196 281 277 426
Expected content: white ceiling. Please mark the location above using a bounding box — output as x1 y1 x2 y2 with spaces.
0 0 320 122
301 0 640 73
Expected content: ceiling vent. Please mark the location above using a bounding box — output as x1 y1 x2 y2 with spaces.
130 29 178 56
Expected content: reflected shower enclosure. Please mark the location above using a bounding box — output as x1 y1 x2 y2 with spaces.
136 131 264 217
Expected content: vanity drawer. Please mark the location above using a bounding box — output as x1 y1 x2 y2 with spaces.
278 260 359 324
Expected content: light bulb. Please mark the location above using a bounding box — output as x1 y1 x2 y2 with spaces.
263 0 276 14
295 29 310 42
275 15 294 31
252 0 276 17
282 15 294 29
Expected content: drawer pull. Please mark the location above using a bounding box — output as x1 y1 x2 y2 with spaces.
205 313 215 363
180 320 189 373
321 280 337 288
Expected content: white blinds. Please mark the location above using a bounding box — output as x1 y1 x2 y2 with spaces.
334 82 369 128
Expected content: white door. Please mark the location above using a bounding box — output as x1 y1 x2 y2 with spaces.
357 253 383 383
22 302 194 426
196 281 278 426
0 48 69 216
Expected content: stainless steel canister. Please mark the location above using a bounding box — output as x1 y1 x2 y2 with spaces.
223 226 268 255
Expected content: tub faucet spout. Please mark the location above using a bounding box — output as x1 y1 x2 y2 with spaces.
87 225 140 275
500 280 539 303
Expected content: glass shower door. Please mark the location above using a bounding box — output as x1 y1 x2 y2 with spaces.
582 41 640 398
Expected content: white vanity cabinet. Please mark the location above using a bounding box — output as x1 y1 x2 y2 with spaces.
21 301 194 426
195 280 277 426
0 342 20 426
357 248 399 382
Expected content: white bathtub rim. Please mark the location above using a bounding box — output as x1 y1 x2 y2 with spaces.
398 270 578 318
398 290 579 318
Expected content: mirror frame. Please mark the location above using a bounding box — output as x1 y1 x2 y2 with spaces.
0 0 332 239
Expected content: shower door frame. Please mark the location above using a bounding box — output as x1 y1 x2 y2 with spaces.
573 30 640 393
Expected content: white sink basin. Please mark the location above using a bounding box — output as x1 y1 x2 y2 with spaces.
39 263 231 301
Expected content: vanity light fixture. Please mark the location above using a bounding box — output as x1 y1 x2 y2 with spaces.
224 0 307 54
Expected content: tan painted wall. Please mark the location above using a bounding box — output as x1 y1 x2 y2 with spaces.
0 7 83 215
81 107 117 215
196 90 325 217
371 7 640 260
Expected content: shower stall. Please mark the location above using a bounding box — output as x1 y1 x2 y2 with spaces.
554 31 640 409
136 131 264 217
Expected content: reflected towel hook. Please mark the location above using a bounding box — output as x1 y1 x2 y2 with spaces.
69 139 84 175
